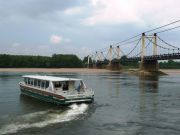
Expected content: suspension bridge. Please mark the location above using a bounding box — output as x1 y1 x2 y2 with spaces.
86 22 180 71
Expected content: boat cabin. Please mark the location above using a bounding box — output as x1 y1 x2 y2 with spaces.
22 75 86 93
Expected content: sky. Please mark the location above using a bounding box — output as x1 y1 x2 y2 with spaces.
0 0 180 58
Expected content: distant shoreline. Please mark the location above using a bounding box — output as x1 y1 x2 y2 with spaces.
0 68 179 75
160 69 180 75
0 68 117 73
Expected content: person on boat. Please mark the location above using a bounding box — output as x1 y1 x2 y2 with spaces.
77 81 85 92
77 84 81 92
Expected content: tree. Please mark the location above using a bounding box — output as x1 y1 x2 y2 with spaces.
0 54 83 68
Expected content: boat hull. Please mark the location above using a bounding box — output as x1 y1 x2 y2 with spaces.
20 84 94 105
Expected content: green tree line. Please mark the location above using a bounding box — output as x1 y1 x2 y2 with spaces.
159 60 180 69
83 55 180 69
0 54 83 68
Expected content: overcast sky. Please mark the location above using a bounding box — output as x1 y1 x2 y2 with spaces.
0 0 180 58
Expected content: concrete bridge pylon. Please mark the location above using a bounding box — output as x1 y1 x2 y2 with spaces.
140 33 159 71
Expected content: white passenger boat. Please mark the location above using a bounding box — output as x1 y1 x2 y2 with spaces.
19 75 94 105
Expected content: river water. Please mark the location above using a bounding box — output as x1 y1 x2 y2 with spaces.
0 72 180 135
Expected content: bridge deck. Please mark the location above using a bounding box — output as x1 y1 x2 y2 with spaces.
126 53 180 61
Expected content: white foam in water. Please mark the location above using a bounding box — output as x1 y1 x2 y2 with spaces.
0 103 88 135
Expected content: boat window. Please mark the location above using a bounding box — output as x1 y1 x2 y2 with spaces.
54 82 62 88
41 81 45 89
30 79 34 86
37 80 41 88
45 81 49 89
34 79 37 87
28 78 30 85
75 81 79 88
24 78 27 84
63 82 68 91
68 81 75 90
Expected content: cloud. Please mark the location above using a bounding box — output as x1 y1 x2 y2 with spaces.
83 0 180 26
50 35 71 44
0 0 87 20
0 0 180 58
50 35 63 44
64 7 83 15
83 0 140 25
12 42 21 47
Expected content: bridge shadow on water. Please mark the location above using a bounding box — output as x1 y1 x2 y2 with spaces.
139 75 159 93
138 75 159 121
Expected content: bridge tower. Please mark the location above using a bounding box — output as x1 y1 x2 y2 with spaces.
87 55 90 68
95 51 105 68
140 33 159 71
106 45 122 70
108 45 113 64
116 46 121 59
93 52 98 68
106 45 113 69
87 55 94 68
153 33 157 55
100 52 104 61
95 51 98 62
113 45 122 69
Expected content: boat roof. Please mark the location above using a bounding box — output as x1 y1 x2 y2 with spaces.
22 75 82 82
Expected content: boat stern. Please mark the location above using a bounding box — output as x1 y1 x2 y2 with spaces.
64 90 94 104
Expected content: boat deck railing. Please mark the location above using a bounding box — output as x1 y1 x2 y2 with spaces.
60 89 94 96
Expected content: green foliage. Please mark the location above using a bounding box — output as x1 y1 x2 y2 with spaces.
120 57 180 69
51 54 82 68
0 54 83 68
159 60 180 69
120 55 139 68
120 56 180 69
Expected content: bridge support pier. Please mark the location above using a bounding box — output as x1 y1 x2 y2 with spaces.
140 60 159 71
95 63 105 69
106 61 122 70
111 63 122 70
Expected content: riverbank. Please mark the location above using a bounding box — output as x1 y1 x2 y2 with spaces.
127 69 180 75
0 68 179 75
0 68 117 73
160 69 180 75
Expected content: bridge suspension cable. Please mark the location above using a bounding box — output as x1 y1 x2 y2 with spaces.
88 19 180 59
112 35 141 46
146 38 179 50
156 25 180 34
144 20 180 34
126 38 141 56
111 19 180 46
156 35 179 49
131 38 153 57
117 38 142 47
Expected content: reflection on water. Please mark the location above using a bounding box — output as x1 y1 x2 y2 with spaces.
139 75 159 93
107 77 121 98
104 74 122 98
138 75 159 132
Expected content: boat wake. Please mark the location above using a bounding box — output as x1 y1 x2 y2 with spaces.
0 103 88 135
